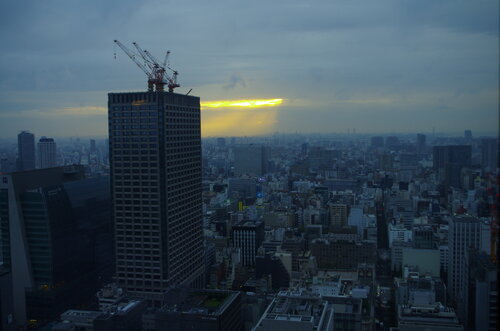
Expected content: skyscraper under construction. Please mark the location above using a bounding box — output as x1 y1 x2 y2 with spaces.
108 91 203 303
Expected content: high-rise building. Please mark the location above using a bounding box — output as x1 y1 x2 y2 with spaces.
37 136 57 169
17 131 35 171
232 221 264 266
232 144 268 176
447 215 490 302
463 250 498 331
108 91 204 303
0 166 113 328
416 133 426 155
433 145 471 188
480 138 498 173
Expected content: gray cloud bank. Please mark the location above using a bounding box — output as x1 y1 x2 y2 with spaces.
0 0 498 137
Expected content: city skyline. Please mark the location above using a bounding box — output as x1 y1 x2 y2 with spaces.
0 0 498 138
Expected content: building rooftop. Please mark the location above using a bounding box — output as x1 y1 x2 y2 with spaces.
161 288 239 316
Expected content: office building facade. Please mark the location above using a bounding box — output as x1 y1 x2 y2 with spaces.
17 131 35 171
232 221 264 266
37 136 57 169
433 145 471 188
0 166 113 328
108 91 203 302
232 144 268 176
447 215 490 302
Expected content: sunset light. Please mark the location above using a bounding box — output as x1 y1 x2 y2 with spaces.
201 98 283 109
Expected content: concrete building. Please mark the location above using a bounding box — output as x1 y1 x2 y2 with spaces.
397 304 463 331
17 131 35 171
329 204 348 228
395 271 460 331
311 236 377 271
144 288 242 331
37 136 57 169
253 289 334 331
388 224 413 248
108 91 204 303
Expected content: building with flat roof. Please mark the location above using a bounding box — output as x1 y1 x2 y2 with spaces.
253 290 334 331
17 131 35 171
37 137 57 169
144 288 242 331
108 91 204 303
232 221 264 266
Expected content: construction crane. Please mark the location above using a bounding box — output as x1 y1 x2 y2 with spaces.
114 40 180 92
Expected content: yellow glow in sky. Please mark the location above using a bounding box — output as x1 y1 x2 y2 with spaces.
201 98 283 109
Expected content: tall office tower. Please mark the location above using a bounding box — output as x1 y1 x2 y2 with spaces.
432 145 471 188
0 166 113 328
17 131 35 171
108 91 203 303
232 221 264 266
416 133 426 155
232 144 268 176
463 250 498 331
447 215 490 303
37 136 57 169
481 138 498 173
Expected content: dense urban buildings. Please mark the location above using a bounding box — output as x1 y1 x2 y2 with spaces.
0 130 497 330
108 91 204 304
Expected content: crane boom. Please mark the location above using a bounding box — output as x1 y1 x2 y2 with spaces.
114 40 151 79
114 40 180 92
132 42 155 71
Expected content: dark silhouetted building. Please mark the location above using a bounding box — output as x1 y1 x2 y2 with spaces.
480 138 498 173
232 221 264 266
108 91 204 303
311 237 377 270
233 144 268 176
433 145 471 188
0 166 113 328
17 131 35 171
145 288 242 331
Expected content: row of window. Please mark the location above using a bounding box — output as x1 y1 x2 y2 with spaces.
113 130 159 136
113 137 157 142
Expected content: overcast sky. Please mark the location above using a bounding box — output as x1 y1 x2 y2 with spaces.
0 0 498 138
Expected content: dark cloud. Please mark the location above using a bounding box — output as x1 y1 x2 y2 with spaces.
0 0 498 137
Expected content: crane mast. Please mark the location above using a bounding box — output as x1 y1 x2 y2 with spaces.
113 40 180 92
